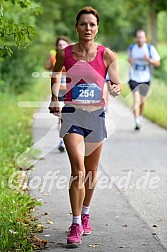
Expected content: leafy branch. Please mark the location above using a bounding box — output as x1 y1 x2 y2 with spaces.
0 0 42 57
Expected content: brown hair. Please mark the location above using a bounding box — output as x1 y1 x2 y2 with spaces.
55 36 69 47
75 6 99 26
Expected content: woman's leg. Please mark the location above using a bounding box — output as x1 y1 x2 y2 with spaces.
63 133 85 216
83 142 103 207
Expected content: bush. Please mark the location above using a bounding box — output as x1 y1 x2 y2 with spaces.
154 55 167 82
0 46 40 94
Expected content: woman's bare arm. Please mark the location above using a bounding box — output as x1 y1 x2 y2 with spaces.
104 48 122 96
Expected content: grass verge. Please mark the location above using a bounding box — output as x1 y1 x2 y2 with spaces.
0 76 49 251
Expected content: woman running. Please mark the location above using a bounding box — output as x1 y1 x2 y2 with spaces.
45 36 69 151
49 6 121 247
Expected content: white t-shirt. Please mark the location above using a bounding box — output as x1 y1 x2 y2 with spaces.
128 43 160 82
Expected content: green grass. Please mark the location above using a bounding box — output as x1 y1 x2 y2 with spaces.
155 43 167 80
0 76 49 251
145 79 167 128
158 43 167 68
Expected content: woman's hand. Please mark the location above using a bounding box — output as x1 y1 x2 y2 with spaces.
48 100 62 116
104 48 122 97
107 82 122 97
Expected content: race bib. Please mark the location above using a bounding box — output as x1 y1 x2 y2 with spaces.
135 64 146 71
72 83 102 104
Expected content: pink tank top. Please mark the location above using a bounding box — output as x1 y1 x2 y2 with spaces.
64 45 107 106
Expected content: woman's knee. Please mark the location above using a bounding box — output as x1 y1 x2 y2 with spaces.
85 166 98 178
70 167 85 189
71 165 85 180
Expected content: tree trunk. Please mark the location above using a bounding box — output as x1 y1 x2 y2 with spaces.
147 9 157 46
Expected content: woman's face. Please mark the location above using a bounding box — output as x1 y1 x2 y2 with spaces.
76 14 98 41
57 39 68 50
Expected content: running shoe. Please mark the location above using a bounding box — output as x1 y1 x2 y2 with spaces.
81 214 92 235
135 123 141 130
67 223 83 247
58 140 65 152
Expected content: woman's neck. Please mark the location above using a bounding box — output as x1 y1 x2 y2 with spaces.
78 40 96 53
72 40 98 62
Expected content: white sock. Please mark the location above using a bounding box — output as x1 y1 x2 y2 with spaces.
135 117 141 124
82 205 90 215
60 139 65 147
72 215 81 226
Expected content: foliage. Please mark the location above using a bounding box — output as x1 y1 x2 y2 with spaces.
157 11 167 42
1 0 167 55
0 0 43 94
0 0 42 57
0 191 40 251
148 0 167 13
36 0 167 50
1 0 166 95
154 43 167 81
0 46 40 93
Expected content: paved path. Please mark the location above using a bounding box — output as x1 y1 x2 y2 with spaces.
30 96 167 251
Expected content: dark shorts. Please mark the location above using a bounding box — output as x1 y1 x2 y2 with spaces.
59 105 107 143
129 80 150 96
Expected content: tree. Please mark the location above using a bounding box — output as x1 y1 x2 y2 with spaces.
0 0 43 93
0 0 42 57
124 0 167 46
147 0 167 45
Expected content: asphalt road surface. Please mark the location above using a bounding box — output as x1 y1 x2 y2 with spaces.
30 96 167 251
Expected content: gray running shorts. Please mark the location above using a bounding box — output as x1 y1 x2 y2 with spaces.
59 105 107 143
129 80 150 96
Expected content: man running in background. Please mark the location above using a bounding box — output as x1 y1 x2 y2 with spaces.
128 30 160 130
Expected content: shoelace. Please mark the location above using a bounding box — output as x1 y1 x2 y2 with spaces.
82 215 89 226
69 224 80 237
